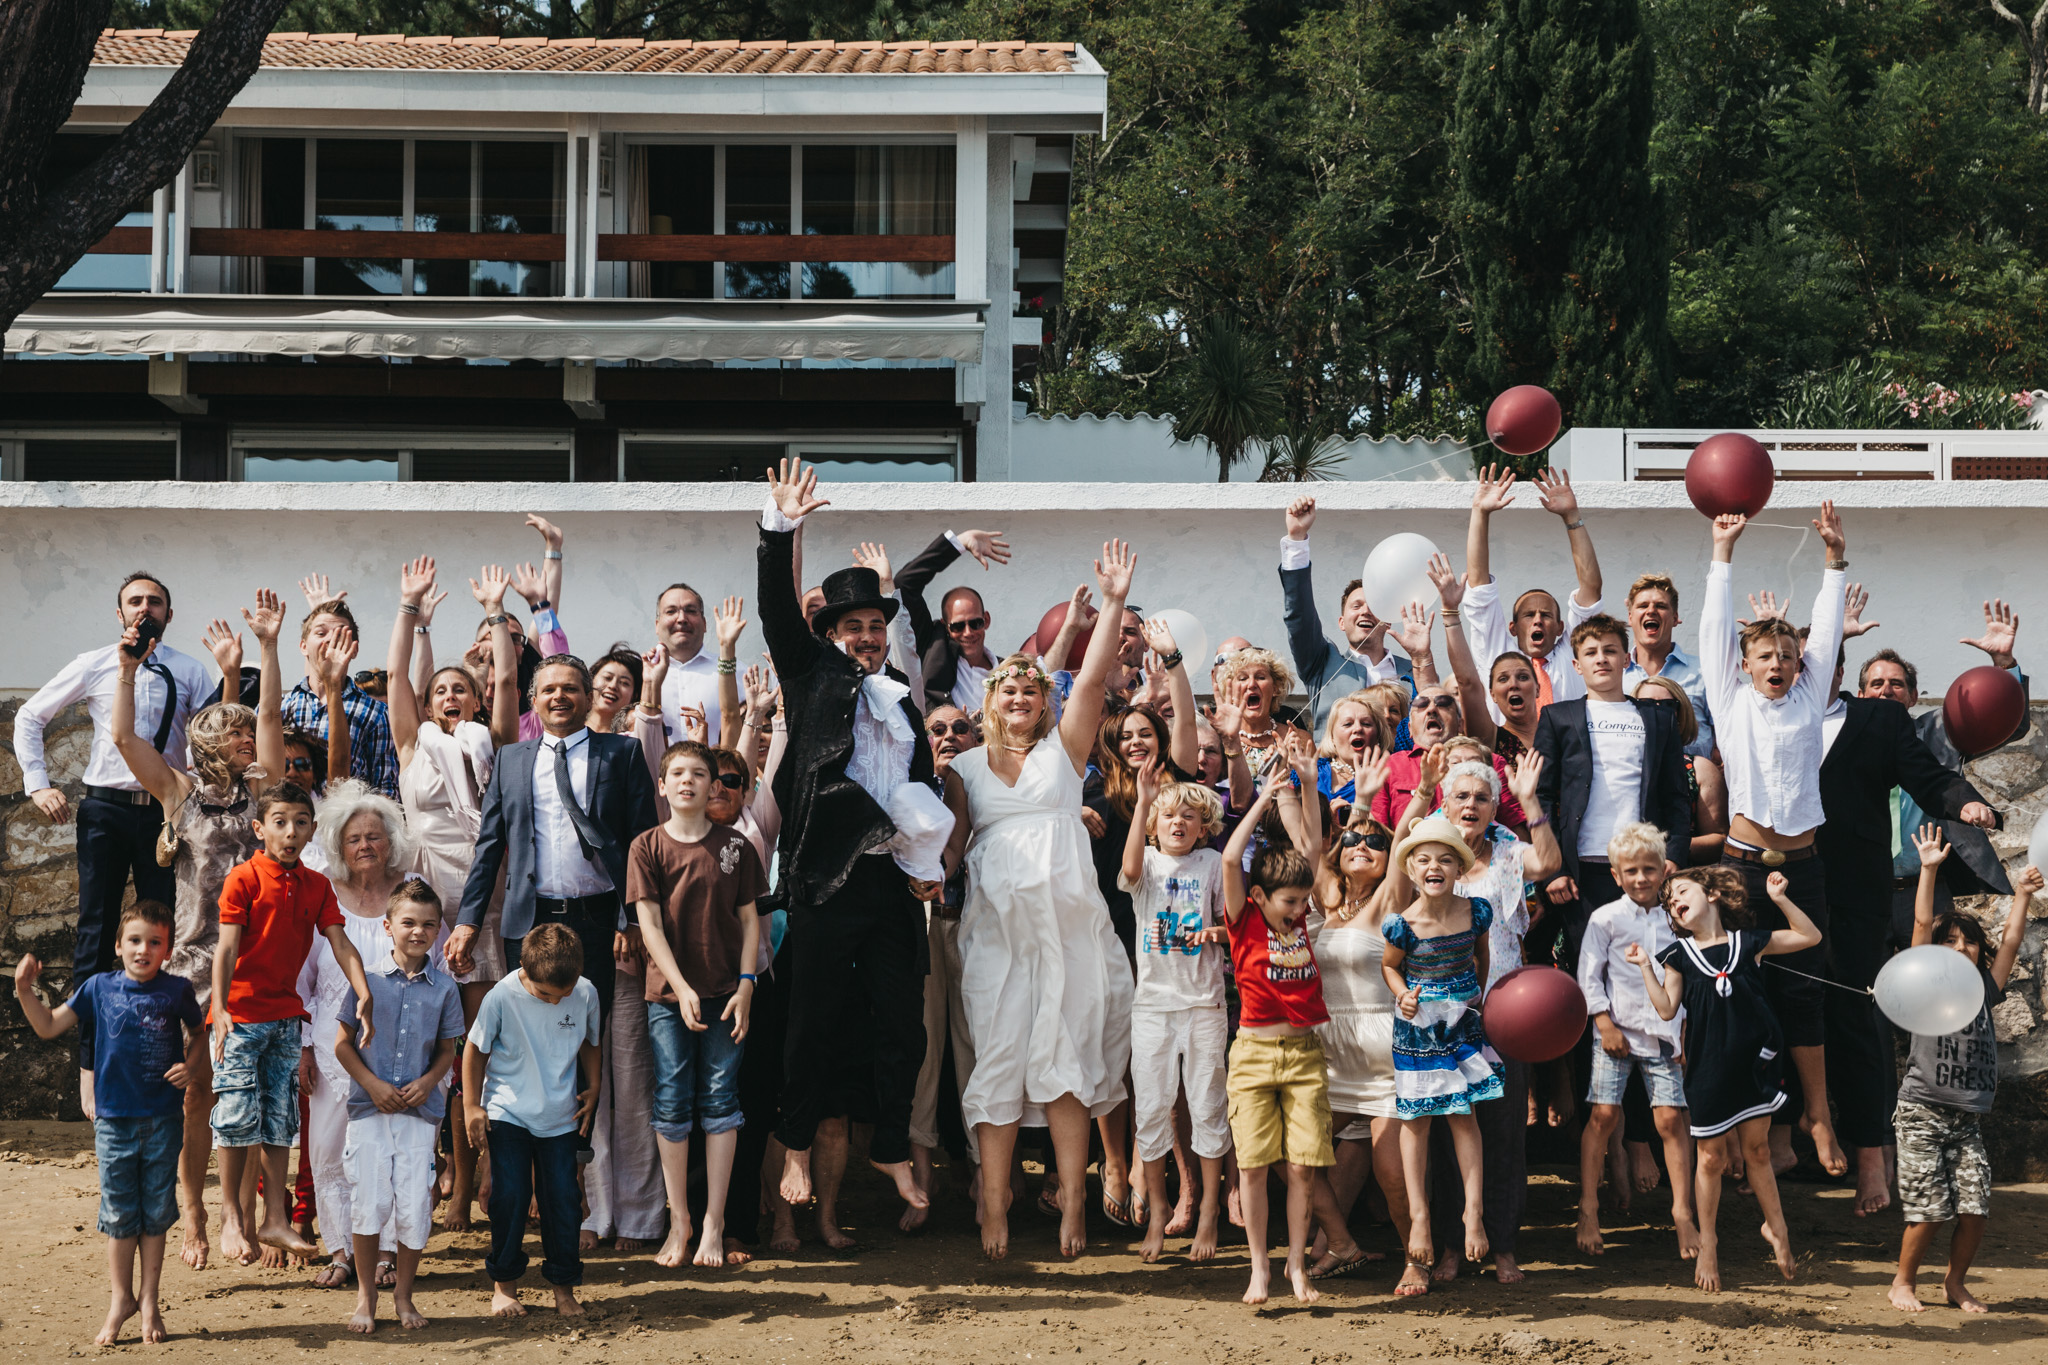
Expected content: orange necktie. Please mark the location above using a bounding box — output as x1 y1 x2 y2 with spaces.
1533 654 1555 711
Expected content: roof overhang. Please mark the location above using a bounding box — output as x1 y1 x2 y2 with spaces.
5 296 985 364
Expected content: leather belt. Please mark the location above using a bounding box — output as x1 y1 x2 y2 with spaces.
1724 842 1817 868
84 785 158 808
535 892 618 917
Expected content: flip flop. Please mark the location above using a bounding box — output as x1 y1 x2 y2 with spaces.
1101 1190 1135 1228
1308 1249 1377 1281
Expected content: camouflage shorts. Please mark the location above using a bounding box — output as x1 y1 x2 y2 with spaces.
1894 1099 1990 1224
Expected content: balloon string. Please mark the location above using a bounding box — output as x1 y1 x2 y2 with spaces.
1737 521 1813 618
1764 960 1874 997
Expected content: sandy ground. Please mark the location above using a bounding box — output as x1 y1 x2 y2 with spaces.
3 1120 2044 1364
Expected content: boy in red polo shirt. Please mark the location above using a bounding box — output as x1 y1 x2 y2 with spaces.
210 783 374 1266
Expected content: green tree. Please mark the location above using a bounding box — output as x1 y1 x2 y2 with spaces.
1449 0 1671 429
1172 315 1285 480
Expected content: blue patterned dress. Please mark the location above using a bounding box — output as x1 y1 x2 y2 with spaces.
1384 897 1506 1118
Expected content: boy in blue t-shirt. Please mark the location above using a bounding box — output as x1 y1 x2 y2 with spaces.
15 901 202 1347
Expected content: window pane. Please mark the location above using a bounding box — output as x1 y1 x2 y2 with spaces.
411 140 472 297
45 134 153 292
259 137 306 295
796 451 956 482
315 139 402 295
623 442 780 482
412 448 570 481
801 145 955 300
645 144 715 299
241 450 400 482
24 440 176 480
474 142 561 297
724 145 789 299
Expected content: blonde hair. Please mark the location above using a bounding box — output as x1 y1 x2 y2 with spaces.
980 652 1057 753
186 700 257 791
1606 820 1669 868
1630 675 1699 747
1319 690 1383 760
1362 680 1409 725
315 779 419 889
1151 781 1224 837
1216 646 1295 700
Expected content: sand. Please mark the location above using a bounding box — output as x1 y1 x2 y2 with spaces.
4 1119 2043 1363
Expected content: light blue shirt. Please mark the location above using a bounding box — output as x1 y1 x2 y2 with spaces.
467 972 600 1138
1624 643 1716 761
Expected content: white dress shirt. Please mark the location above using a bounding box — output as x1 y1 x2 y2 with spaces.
532 727 612 898
14 641 213 793
1578 896 1684 1055
1699 560 1846 836
1463 576 1604 720
950 656 991 712
659 651 723 748
1276 536 1407 684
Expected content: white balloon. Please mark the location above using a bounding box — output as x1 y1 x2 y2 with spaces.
1361 532 1443 620
1874 944 1987 1036
1149 608 1209 679
2027 806 2048 878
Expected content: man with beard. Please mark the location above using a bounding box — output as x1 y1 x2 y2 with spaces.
1279 496 1417 731
1462 465 1606 720
756 459 956 1225
1620 573 1715 760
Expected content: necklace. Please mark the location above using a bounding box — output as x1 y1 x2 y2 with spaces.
1242 725 1278 747
1333 886 1373 923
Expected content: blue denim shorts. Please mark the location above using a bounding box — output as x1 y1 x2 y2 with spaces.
210 1018 302 1148
646 997 746 1141
1587 1047 1688 1110
96 1113 184 1238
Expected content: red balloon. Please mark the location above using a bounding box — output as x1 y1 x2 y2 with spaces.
1685 433 1775 518
1031 601 1095 663
1485 385 1562 458
1943 665 2027 757
1481 965 1587 1063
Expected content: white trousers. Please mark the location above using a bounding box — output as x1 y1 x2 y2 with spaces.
306 1043 394 1255
342 1110 438 1251
910 913 978 1161
581 965 666 1241
1129 1005 1232 1163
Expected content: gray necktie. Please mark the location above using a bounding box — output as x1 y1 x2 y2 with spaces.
551 737 606 863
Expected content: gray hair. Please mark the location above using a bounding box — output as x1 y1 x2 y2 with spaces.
315 779 417 888
1443 759 1500 805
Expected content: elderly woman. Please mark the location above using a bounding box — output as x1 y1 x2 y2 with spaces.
942 540 1137 1262
1425 752 1559 1286
112 589 290 1273
1209 647 1307 794
294 780 422 1289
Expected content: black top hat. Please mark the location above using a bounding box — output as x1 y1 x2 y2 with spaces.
811 566 900 635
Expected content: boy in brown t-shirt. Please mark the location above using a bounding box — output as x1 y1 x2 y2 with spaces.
628 740 767 1270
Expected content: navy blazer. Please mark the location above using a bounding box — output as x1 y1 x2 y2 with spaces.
1279 560 1414 734
1533 696 1692 882
457 730 661 943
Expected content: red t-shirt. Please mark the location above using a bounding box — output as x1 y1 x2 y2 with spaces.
216 852 343 1023
1228 903 1329 1029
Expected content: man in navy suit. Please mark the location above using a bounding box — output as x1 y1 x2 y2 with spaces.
446 654 660 1024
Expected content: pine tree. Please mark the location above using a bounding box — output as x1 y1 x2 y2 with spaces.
1448 0 1671 431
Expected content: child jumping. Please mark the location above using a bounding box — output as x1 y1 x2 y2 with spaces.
463 922 602 1318
629 740 768 1270
1576 821 1697 1259
332 878 465 1333
1630 865 1820 1292
212 783 374 1265
1121 759 1231 1264
1889 824 2038 1313
15 901 202 1346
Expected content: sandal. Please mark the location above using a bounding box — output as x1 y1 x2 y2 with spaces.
312 1257 355 1289
1100 1190 1135 1228
1307 1249 1377 1281
1395 1259 1432 1297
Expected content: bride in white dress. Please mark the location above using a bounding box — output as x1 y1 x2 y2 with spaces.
944 539 1138 1260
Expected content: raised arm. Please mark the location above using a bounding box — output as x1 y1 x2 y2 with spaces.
527 514 565 615
1534 468 1601 608
758 459 831 680
1761 870 1824 956
1039 584 1092 675
387 556 438 765
1799 499 1848 686
1699 515 1745 708
1464 464 1515 598
244 589 289 798
1060 540 1135 771
111 632 190 808
1220 768 1283 921
309 630 354 791
1505 751 1563 880
1908 823 1950 948
471 566 520 749
1123 758 1161 886
1278 495 1338 685
1394 602 1440 692
1140 616 1200 773
714 596 747 749
1994 864 2041 989
1428 554 1495 747
895 532 961 655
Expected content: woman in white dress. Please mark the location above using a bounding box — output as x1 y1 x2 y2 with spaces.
943 540 1138 1260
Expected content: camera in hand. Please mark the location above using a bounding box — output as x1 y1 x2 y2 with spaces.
122 615 165 659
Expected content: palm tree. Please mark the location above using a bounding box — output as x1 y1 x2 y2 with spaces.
1173 315 1284 481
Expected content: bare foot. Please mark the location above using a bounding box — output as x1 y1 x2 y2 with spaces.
259 1243 289 1270
1675 1213 1702 1261
1139 1220 1165 1263
1629 1140 1662 1194
1243 1259 1271 1306
96 1293 139 1347
1766 1128 1796 1176
780 1147 814 1207
1433 1247 1460 1283
1288 1257 1319 1304
347 1295 377 1335
816 1204 857 1251
219 1221 256 1266
256 1219 319 1258
1463 1213 1490 1266
1164 1193 1197 1237
722 1237 752 1266
1190 1206 1220 1263
1058 1189 1088 1258
1889 1282 1927 1313
1494 1252 1525 1284
614 1236 643 1253
898 1198 931 1233
981 1192 1011 1261
552 1285 583 1317
872 1158 929 1210
490 1285 525 1317
1761 1220 1795 1281
441 1201 473 1233
1695 1240 1721 1293
139 1301 167 1344
1227 1182 1245 1229
1395 1261 1430 1297
1804 1116 1849 1178
693 1222 728 1268
1576 1208 1605 1257
394 1295 428 1329
1944 1279 1989 1313
578 1228 599 1252
180 1220 211 1271
768 1209 801 1255
1854 1148 1892 1217
654 1225 693 1268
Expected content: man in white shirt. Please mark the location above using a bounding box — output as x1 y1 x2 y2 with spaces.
1700 500 1850 1179
1462 465 1607 720
14 571 213 1090
895 527 1014 713
653 583 724 745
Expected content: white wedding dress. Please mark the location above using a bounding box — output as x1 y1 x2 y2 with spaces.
952 739 1133 1129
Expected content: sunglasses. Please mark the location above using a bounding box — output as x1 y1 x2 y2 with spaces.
283 757 314 773
928 719 977 739
713 773 746 790
1413 696 1460 712
1341 829 1392 851
946 616 987 634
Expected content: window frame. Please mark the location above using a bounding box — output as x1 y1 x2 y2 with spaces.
228 427 573 482
615 430 961 482
0 426 183 480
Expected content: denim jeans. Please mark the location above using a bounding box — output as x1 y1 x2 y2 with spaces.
485 1120 582 1286
95 1113 183 1238
646 996 746 1141
210 1018 302 1148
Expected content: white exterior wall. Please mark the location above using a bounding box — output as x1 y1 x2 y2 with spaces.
1 480 2040 701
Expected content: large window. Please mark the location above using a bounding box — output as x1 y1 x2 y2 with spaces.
621 436 956 482
233 433 572 481
47 135 156 292
14 436 178 480
801 146 955 300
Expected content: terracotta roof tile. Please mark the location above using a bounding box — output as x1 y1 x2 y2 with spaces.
90 30 1078 75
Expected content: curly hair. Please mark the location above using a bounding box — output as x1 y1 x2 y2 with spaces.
186 700 257 791
1660 865 1752 936
1216 646 1295 701
315 779 420 889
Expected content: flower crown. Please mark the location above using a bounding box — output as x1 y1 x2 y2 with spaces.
984 659 1053 693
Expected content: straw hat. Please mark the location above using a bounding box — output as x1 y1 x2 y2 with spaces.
1391 815 1477 874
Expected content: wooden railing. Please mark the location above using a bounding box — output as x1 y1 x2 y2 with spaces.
87 227 955 264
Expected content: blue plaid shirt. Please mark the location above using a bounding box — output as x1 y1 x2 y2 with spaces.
281 676 398 798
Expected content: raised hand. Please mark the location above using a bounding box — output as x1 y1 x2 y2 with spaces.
1426 553 1465 611
1396 601 1435 659
203 618 244 681
1813 498 1845 558
1623 943 1649 968
678 704 708 744
1912 822 1950 867
1962 598 2018 664
1741 589 1787 625
416 582 449 628
1533 467 1580 521
1711 512 1748 557
1136 755 1164 808
298 573 344 611
525 513 565 553
510 561 547 610
1285 495 1316 540
1766 870 1790 900
1472 463 1517 514
1093 538 1136 601
311 630 354 693
956 529 1012 569
1140 616 1180 659
243 588 286 645
1208 679 1245 742
1417 742 1449 793
641 644 669 697
714 596 748 653
852 541 894 593
1842 582 1880 639
768 457 830 522
1284 728 1317 775
2020 865 2045 896
1353 744 1391 804
1135 658 1170 708
399 555 436 607
742 664 774 721
1507 750 1543 806
470 565 510 611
